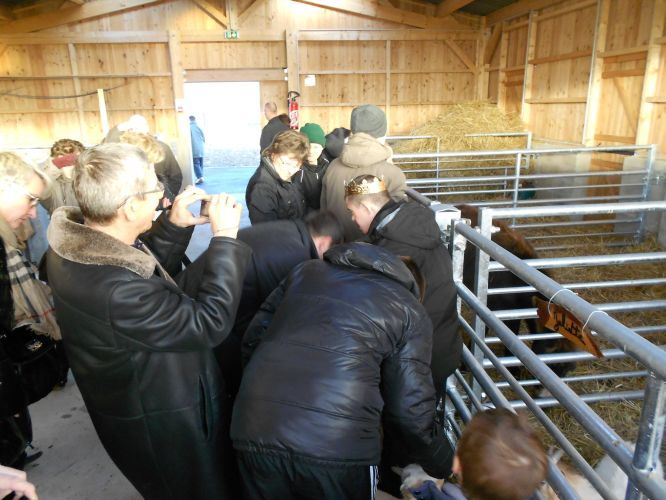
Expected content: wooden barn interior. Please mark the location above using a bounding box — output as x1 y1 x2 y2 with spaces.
2 1 666 499
2 0 666 178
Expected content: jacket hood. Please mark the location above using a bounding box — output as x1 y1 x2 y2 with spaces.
48 206 157 279
324 127 350 159
371 201 442 250
324 242 420 299
339 133 392 169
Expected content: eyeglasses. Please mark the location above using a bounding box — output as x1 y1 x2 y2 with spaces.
17 186 40 207
117 180 165 209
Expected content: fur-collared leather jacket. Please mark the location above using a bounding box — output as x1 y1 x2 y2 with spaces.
246 156 307 225
232 243 447 468
46 207 251 500
368 200 461 392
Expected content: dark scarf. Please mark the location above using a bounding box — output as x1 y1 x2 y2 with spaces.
0 240 12 335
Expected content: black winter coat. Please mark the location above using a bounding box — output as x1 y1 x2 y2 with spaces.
246 156 306 224
368 200 461 393
259 116 290 152
181 219 318 398
294 154 330 212
232 243 447 468
46 207 251 500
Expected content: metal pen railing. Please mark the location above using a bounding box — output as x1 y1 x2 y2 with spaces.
447 219 666 499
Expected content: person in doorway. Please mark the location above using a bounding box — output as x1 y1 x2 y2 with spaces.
320 104 407 242
297 123 330 212
190 115 206 184
260 101 290 152
46 142 251 499
232 242 453 500
246 129 309 224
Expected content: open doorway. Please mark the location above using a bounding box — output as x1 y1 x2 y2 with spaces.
184 81 261 168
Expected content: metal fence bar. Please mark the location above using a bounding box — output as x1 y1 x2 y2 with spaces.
488 278 666 295
485 201 666 219
488 252 666 271
508 391 645 409
481 348 666 369
460 346 579 500
455 278 663 499
626 372 666 500
494 371 649 388
493 300 666 320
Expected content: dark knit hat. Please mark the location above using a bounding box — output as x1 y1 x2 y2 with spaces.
350 104 387 138
300 123 326 147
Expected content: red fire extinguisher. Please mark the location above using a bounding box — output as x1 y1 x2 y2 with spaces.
288 91 300 129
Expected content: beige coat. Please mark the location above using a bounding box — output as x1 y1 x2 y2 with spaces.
320 133 407 241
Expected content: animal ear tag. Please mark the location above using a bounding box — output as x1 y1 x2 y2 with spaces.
534 297 604 358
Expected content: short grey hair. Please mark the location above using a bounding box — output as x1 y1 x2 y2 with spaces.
264 101 277 114
74 143 151 224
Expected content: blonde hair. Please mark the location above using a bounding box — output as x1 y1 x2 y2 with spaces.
0 152 52 246
265 129 309 164
118 131 165 164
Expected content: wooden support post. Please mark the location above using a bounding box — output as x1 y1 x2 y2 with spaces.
286 28 300 97
497 23 508 112
167 30 193 187
67 43 87 144
583 0 610 146
97 88 109 136
636 0 666 145
520 11 537 126
477 17 488 100
385 40 391 132
226 0 238 29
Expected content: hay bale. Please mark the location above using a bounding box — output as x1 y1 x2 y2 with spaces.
392 102 526 155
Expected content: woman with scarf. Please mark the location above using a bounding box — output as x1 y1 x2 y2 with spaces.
0 152 64 469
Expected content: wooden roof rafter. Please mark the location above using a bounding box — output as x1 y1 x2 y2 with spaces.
292 0 469 30
0 0 165 33
190 0 229 28
436 0 474 18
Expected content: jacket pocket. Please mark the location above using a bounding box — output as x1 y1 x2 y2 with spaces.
198 376 213 441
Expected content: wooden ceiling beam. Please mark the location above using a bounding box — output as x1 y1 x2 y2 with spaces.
292 0 467 30
0 0 164 34
0 4 14 21
238 0 265 25
190 0 228 28
486 0 567 26
436 0 474 18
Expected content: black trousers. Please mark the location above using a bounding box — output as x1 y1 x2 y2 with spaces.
237 450 378 500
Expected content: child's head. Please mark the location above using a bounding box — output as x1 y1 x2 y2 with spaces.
454 408 547 500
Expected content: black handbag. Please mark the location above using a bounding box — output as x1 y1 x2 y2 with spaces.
1 326 65 406
0 350 26 418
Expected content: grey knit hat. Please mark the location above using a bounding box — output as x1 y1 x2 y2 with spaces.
350 104 387 138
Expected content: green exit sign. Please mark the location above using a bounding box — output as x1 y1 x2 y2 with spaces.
224 30 239 39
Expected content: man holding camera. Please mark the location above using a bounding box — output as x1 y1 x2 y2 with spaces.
46 143 250 500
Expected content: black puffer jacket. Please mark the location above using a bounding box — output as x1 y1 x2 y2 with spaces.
231 243 445 467
368 200 461 393
180 219 318 398
295 154 330 212
246 156 306 224
46 208 251 500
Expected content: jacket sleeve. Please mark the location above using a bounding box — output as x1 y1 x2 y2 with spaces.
108 237 251 352
381 312 452 472
241 279 286 365
319 163 332 209
140 212 194 277
247 183 279 224
386 164 408 201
